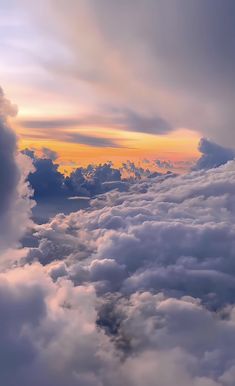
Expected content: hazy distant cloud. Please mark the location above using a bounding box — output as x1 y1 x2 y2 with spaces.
117 109 172 136
155 159 173 169
19 108 172 138
20 118 81 129
41 147 58 160
20 109 172 148
20 124 124 148
68 133 124 148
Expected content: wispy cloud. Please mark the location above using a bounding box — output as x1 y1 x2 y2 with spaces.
19 108 172 135
64 132 124 148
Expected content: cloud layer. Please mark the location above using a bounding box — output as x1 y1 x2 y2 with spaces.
2 89 235 384
0 158 234 385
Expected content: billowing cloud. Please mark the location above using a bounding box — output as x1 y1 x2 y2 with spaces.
0 88 33 249
194 138 235 170
31 160 235 307
2 159 235 385
24 152 124 202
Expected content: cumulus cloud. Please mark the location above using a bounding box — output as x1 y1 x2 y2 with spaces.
24 152 124 202
155 159 174 169
22 149 176 223
32 161 235 305
22 153 128 222
194 138 235 170
0 159 230 385
0 88 33 249
23 151 172 210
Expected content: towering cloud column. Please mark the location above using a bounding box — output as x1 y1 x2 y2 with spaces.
0 88 33 250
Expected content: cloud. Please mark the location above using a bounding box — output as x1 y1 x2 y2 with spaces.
22 0 235 145
24 153 124 203
3 154 235 383
26 156 66 200
22 153 129 221
0 264 114 386
20 123 125 148
20 118 81 129
155 159 174 169
19 108 172 138
0 87 33 249
41 147 58 161
4 2 235 382
194 138 235 170
24 149 171 204
67 133 124 148
121 109 172 135
22 151 172 224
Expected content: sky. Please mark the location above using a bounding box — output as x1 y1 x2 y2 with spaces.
5 0 235 170
2 2 235 385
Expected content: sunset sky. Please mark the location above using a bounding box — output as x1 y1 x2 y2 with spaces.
5 0 231 171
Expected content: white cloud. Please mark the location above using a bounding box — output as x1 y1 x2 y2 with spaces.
0 88 34 250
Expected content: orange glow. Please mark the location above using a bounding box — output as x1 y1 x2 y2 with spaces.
16 123 200 174
5 81 201 175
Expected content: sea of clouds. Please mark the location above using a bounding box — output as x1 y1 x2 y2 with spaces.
1 87 235 385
